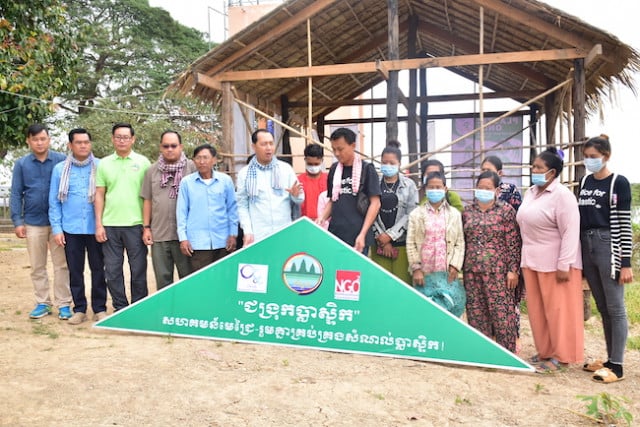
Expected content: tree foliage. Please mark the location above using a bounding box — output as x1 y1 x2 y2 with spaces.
0 0 79 153
57 0 217 160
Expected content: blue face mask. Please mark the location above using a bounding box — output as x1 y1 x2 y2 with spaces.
380 164 399 177
426 189 446 204
531 172 549 186
474 189 495 204
584 157 605 173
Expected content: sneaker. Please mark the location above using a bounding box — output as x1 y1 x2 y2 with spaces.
58 306 72 320
94 311 108 321
29 304 52 319
67 312 87 325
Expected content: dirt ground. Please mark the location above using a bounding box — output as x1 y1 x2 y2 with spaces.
0 233 638 426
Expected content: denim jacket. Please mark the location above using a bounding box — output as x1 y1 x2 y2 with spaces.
372 174 419 244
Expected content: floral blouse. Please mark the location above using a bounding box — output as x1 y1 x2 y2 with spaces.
462 200 521 274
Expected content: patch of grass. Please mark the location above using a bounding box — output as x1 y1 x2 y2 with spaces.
533 383 547 394
14 310 21 316
281 359 289 367
369 391 385 401
455 395 471 405
32 322 59 339
627 335 640 350
624 283 640 325
577 392 633 426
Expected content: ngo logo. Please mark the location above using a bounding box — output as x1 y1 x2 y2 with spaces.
282 253 323 295
237 263 269 293
335 270 360 301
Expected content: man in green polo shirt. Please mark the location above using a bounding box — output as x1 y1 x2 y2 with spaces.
95 123 151 311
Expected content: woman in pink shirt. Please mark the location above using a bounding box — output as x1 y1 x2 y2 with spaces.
516 148 583 373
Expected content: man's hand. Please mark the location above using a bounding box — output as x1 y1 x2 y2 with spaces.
95 225 107 243
53 233 66 247
180 240 193 257
226 236 237 252
142 228 153 245
286 181 301 198
14 226 26 239
354 232 365 253
243 233 255 247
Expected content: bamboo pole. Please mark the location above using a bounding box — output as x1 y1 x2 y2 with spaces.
479 6 485 162
307 18 313 145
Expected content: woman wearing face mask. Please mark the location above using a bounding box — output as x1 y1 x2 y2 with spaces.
578 135 632 383
516 148 583 373
480 155 522 211
371 141 419 284
462 171 521 352
406 171 465 316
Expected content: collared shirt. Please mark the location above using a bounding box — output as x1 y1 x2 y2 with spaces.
236 160 304 242
10 150 66 227
49 158 100 235
140 160 197 242
516 179 582 272
177 170 238 250
96 151 150 226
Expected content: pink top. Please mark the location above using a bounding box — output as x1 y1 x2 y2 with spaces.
516 179 582 272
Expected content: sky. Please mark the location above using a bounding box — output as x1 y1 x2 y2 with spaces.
149 0 640 182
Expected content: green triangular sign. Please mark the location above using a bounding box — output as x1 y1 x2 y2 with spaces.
95 218 533 372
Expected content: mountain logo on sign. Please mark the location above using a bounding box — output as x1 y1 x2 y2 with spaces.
282 252 323 295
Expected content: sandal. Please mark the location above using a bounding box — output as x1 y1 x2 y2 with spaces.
583 359 604 372
535 358 567 374
592 367 624 383
528 354 546 364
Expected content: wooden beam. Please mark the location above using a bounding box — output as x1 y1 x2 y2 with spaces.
195 72 221 91
585 44 603 67
418 21 552 87
221 82 234 174
289 90 542 107
387 0 400 143
214 48 588 83
323 109 529 125
203 0 340 77
471 0 592 50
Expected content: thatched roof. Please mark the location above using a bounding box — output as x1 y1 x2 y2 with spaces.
170 0 639 122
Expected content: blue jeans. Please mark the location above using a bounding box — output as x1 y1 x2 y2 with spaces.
581 229 628 364
64 233 107 314
103 226 148 311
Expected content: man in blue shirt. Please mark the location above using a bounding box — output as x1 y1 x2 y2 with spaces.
49 128 108 325
177 144 238 271
10 124 72 319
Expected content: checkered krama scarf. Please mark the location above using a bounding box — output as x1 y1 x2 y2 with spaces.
158 152 188 199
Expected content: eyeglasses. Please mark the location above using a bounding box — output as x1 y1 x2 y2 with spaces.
161 144 179 149
114 135 132 141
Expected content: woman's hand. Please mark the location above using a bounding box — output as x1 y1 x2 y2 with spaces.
412 270 424 287
556 269 570 283
619 267 633 285
448 266 459 283
506 272 519 289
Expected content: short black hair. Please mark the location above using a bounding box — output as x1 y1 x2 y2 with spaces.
68 128 92 143
160 130 182 144
482 155 503 171
112 123 134 136
304 144 324 158
477 170 500 188
251 128 272 144
422 159 445 179
193 143 217 158
27 124 48 137
329 127 356 144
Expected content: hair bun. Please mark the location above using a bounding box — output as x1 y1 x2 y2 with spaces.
599 133 610 140
386 140 401 149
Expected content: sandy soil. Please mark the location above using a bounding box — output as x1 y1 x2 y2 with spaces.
0 233 638 426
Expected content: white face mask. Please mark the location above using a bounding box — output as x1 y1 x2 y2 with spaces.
306 164 322 175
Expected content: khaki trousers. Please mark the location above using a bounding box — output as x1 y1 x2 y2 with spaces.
25 225 71 307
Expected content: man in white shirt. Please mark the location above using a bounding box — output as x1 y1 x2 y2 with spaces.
236 129 304 245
